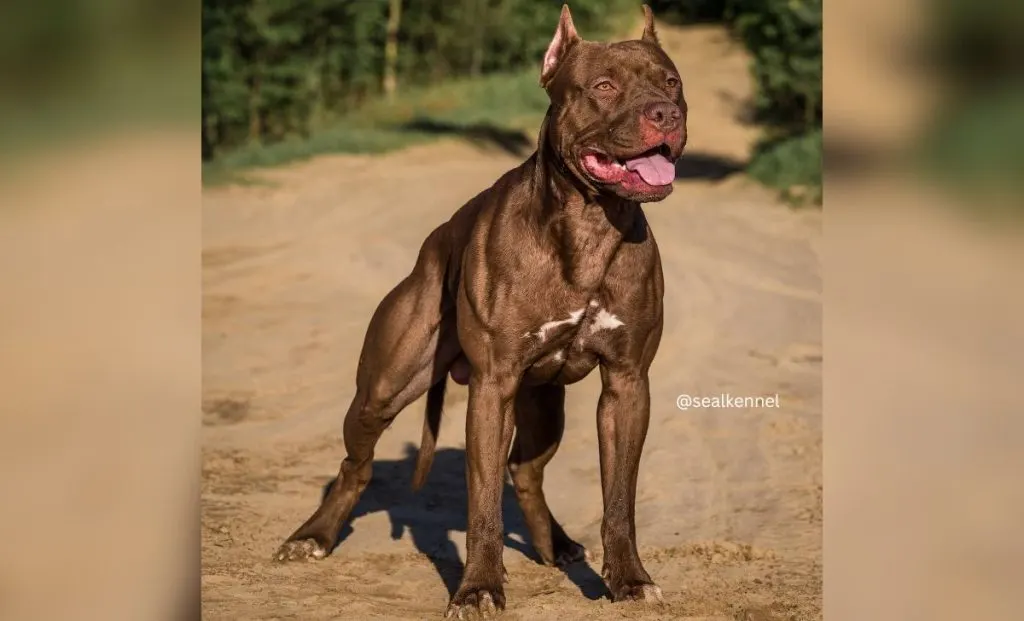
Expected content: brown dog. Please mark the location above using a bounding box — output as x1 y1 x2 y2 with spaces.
275 4 686 617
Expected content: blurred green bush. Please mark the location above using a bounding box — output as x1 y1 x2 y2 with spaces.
916 0 1023 211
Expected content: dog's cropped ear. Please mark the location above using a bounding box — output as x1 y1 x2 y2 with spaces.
641 4 659 45
540 4 580 88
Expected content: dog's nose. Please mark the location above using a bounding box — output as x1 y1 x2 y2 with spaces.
643 102 682 132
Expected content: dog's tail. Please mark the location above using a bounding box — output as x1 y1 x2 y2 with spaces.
411 378 445 491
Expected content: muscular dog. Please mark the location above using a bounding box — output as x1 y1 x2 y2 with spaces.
275 5 686 617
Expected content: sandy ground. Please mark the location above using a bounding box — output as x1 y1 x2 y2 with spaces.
201 26 822 620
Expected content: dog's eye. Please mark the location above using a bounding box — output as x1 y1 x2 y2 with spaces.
666 77 680 88
594 80 615 92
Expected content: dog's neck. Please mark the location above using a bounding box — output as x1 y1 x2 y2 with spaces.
527 111 643 290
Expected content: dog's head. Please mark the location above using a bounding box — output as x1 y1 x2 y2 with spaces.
540 4 687 203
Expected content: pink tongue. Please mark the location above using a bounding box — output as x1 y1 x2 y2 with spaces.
624 153 675 186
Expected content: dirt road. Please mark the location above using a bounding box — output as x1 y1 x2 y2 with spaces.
202 26 822 620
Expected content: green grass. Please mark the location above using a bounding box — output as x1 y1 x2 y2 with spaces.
202 70 549 186
747 129 822 207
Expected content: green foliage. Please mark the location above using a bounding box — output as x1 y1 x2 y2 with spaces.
202 0 633 161
203 0 824 204
747 130 821 206
730 0 821 204
644 1 737 24
732 0 821 132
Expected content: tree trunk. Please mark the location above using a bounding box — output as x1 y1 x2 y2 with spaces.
310 32 328 131
469 0 485 77
382 0 402 100
248 70 262 145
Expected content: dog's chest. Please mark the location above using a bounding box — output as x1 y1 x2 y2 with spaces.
521 300 626 385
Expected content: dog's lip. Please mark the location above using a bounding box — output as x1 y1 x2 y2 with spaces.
581 143 678 165
578 146 677 193
577 149 623 186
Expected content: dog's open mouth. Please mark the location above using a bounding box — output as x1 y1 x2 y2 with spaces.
581 144 676 188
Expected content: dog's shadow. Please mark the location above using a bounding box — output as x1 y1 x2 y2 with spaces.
321 443 608 600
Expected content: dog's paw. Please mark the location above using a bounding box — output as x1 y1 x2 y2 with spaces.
274 538 328 563
445 585 505 619
609 581 663 604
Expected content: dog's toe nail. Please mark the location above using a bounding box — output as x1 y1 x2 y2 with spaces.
641 584 664 603
479 592 496 615
274 539 327 563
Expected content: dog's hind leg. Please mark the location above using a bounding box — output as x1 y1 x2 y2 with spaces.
275 229 460 562
507 384 587 567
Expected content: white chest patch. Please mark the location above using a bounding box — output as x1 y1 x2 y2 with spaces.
525 308 586 342
590 309 625 333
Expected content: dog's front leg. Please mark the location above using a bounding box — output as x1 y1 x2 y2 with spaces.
596 364 663 604
446 369 518 618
